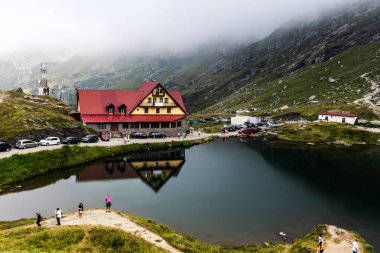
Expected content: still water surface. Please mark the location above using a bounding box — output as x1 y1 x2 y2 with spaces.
0 138 379 248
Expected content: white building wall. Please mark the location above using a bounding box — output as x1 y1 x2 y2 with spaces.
231 116 262 125
318 115 357 125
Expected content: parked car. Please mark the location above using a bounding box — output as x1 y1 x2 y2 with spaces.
220 119 231 124
130 132 148 139
187 120 199 125
82 135 99 143
15 139 39 149
224 126 238 132
238 128 261 135
148 132 166 138
0 141 11 152
61 137 82 144
39 137 60 146
99 131 111 141
211 119 220 124
204 117 214 121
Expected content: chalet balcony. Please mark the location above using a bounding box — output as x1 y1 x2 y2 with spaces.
139 102 177 107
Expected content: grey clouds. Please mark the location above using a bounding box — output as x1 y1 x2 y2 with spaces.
0 0 368 57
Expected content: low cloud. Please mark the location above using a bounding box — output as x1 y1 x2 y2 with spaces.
0 0 365 57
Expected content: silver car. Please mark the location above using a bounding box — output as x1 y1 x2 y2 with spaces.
15 139 39 149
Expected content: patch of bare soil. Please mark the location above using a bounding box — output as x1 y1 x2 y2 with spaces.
324 225 360 253
41 209 182 253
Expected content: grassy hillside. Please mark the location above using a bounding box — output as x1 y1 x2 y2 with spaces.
273 122 380 145
0 90 90 143
0 224 166 253
205 40 380 120
1 214 372 253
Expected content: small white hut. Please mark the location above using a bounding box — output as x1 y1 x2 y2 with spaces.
231 116 262 125
318 112 358 125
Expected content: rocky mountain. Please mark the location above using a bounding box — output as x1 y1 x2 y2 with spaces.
1 1 380 119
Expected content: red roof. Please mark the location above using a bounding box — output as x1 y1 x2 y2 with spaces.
81 114 186 123
320 112 358 117
77 81 187 115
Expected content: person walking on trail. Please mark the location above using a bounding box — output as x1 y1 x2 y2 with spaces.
78 203 84 219
36 212 42 227
177 132 181 139
55 208 62 226
198 130 201 136
353 239 359 253
317 234 324 253
105 195 112 213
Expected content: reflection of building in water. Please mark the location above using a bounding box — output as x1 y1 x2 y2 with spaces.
76 148 185 192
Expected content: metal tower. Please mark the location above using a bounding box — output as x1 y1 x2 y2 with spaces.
38 62 49 95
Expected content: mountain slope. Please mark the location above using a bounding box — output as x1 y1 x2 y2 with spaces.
204 40 380 119
1 1 380 116
0 90 90 143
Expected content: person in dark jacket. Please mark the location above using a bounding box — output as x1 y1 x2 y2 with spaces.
78 203 84 218
36 212 42 227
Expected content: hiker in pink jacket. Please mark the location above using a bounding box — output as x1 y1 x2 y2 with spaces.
105 195 112 213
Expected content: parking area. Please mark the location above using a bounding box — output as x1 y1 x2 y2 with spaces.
0 132 237 160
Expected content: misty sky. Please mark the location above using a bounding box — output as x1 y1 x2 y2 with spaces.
0 0 359 57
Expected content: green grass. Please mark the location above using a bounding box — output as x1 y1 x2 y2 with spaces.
0 90 91 142
0 213 374 253
0 138 212 192
0 225 167 253
274 122 380 145
204 40 380 120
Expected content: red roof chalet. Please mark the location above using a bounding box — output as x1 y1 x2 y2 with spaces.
77 81 187 124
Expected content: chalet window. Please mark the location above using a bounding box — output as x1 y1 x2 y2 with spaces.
156 108 160 114
177 121 182 127
153 98 157 103
144 107 148 113
106 104 115 114
119 104 127 114
161 122 170 128
167 108 171 113
98 123 107 129
141 123 150 128
170 122 176 128
151 122 159 128
164 98 168 103
159 88 163 94
148 97 152 103
122 123 129 129
160 98 163 103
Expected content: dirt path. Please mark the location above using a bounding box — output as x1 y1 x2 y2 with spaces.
41 209 182 253
355 73 380 117
324 225 359 253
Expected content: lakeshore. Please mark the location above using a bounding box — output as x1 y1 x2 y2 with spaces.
0 138 379 250
0 209 373 253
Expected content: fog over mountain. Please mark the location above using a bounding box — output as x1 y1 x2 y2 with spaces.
0 0 367 60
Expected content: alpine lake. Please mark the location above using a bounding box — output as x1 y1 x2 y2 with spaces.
0 138 379 249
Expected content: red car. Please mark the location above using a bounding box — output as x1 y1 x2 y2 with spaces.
99 131 111 141
238 128 260 135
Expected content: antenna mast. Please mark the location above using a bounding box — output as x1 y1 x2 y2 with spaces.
38 62 49 95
